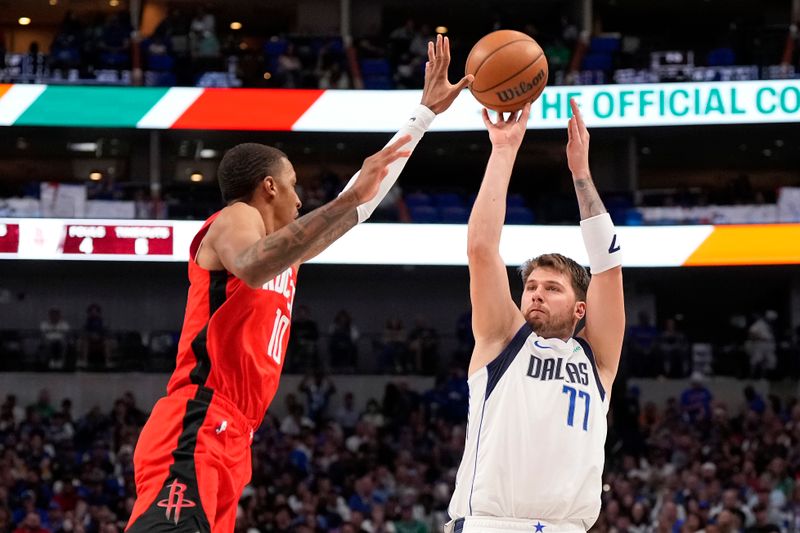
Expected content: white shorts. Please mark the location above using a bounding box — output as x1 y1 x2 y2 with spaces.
444 516 587 533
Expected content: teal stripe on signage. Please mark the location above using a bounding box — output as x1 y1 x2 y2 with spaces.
15 86 170 127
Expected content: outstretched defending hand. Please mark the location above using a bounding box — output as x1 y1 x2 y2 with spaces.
481 102 531 151
349 135 413 204
420 34 474 114
566 98 591 178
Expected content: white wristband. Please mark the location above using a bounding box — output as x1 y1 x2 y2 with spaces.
580 213 622 273
341 105 436 223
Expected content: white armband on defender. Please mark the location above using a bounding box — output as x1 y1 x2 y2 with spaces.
340 104 436 223
580 213 622 273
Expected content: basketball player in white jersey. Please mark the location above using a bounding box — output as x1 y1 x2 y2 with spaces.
446 99 625 533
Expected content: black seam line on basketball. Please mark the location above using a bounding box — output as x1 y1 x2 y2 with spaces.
472 54 544 94
468 38 531 76
469 38 540 88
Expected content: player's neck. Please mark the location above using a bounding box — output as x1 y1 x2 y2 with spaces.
249 198 278 235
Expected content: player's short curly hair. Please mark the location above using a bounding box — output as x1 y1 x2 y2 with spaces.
519 253 590 302
217 143 287 203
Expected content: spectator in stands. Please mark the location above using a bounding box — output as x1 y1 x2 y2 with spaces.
12 511 49 533
405 25 433 88
317 61 351 89
627 311 660 377
743 385 766 414
357 31 387 61
277 43 303 88
316 41 351 90
361 398 386 429
299 370 336 423
190 23 221 85
2 394 24 425
452 309 475 367
49 12 83 74
381 317 409 373
144 29 170 58
288 304 320 371
0 380 798 532
658 317 691 378
394 502 426 533
190 6 215 35
30 389 55 420
157 8 192 85
155 8 190 53
299 178 327 213
719 313 749 377
81 304 107 370
389 19 417 62
409 23 433 60
382 381 419 427
787 484 800 532
0 507 11 532
710 489 753 528
369 185 409 222
680 372 713 424
335 392 360 434
329 310 359 370
426 365 468 423
746 310 779 378
280 395 314 436
11 493 48 532
40 308 70 371
50 32 82 73
395 52 420 89
746 502 781 532
60 10 83 38
544 38 571 73
98 14 131 67
407 317 439 374
58 398 73 423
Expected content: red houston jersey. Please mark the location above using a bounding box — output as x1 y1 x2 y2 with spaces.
167 212 297 427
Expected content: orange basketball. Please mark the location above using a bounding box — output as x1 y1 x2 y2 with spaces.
466 30 549 113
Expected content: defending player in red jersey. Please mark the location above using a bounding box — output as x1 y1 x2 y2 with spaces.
126 35 472 533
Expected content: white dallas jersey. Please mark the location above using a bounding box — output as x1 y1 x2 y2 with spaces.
449 323 609 529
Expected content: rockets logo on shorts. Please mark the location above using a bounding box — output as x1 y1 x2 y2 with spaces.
157 478 196 525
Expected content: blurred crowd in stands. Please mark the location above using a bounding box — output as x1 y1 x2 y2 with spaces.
2 302 799 383
624 311 800 382
2 173 798 226
0 304 464 377
2 4 798 88
1 7 799 226
0 373 798 532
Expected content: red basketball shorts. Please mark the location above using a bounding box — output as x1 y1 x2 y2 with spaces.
126 386 253 533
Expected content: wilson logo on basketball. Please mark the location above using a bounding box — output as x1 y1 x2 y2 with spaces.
157 479 196 525
496 69 547 103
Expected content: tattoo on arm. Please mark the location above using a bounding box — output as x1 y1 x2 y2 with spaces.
573 177 607 220
235 195 357 282
296 210 359 264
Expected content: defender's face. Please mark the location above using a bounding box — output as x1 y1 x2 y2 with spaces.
520 267 585 340
272 158 302 228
